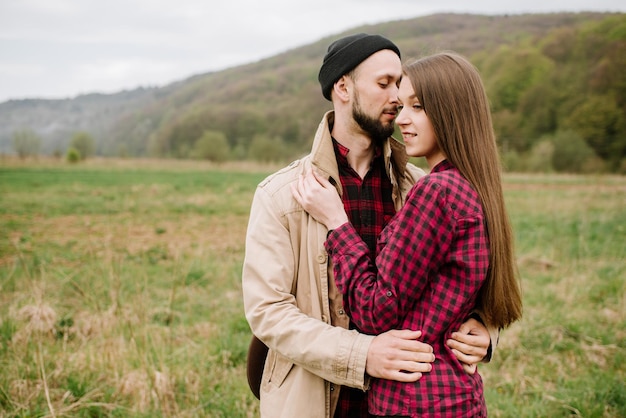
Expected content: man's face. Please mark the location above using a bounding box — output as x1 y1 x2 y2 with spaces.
349 49 402 143
352 90 395 144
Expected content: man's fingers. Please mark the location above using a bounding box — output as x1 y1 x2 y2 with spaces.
450 330 482 345
455 320 473 335
447 336 487 358
383 371 423 383
384 330 432 355
446 337 473 353
395 339 433 355
366 329 435 380
383 329 434 364
461 362 477 375
396 349 435 364
398 358 433 373
367 326 486 382
385 329 423 341
449 348 482 367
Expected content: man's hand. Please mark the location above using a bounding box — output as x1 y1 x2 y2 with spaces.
366 329 434 382
446 318 490 374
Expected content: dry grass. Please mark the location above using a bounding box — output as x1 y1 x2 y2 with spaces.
0 154 285 173
0 161 624 417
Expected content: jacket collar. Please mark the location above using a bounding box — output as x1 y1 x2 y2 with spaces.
310 111 410 194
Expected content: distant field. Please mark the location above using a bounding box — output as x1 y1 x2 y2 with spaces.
0 159 624 417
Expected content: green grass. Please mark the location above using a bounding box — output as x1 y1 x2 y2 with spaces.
483 174 626 417
0 160 624 417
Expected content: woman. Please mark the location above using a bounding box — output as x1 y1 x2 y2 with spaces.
292 52 523 417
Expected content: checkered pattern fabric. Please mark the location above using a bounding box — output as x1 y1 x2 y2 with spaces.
332 139 395 418
327 160 489 417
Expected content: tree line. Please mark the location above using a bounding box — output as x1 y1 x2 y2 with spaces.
12 129 95 162
476 15 626 172
9 13 626 173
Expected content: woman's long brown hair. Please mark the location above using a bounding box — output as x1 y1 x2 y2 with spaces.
404 52 523 329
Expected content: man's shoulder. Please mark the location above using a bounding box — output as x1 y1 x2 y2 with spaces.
258 156 309 194
403 161 427 182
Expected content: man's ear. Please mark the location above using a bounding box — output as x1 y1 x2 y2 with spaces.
333 75 351 102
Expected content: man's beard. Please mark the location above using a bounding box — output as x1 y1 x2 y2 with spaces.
352 94 396 145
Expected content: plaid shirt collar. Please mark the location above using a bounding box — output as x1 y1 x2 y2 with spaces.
332 137 383 164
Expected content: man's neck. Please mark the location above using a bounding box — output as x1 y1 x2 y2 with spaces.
332 123 376 179
346 139 375 179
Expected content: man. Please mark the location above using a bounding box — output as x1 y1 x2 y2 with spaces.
242 33 498 418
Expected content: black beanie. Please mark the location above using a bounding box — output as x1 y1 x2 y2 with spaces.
318 33 401 101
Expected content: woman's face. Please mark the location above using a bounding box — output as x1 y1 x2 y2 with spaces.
395 77 445 168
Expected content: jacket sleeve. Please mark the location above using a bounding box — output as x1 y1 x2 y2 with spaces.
242 182 374 389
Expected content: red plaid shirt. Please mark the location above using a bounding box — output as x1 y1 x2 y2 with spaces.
332 139 395 418
328 160 489 417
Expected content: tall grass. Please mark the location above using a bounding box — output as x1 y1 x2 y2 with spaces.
0 160 624 417
483 174 626 417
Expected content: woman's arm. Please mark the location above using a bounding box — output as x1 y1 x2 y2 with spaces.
292 169 494 362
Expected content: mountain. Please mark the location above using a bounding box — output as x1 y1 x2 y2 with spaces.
1 12 624 169
0 87 165 155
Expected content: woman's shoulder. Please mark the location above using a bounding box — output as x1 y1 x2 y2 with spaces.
414 166 459 190
427 167 464 186
413 168 480 213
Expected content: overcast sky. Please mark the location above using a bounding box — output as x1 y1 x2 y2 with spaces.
0 0 624 103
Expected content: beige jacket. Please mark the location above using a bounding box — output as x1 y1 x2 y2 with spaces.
242 111 496 418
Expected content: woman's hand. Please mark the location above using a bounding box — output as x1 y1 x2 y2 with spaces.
291 169 349 230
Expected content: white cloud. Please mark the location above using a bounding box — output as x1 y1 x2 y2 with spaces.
0 63 45 77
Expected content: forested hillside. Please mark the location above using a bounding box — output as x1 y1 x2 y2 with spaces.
0 88 165 156
2 12 625 172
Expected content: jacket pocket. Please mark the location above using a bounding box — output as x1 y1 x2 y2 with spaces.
264 349 294 389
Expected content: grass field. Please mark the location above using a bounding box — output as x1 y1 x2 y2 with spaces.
0 158 624 417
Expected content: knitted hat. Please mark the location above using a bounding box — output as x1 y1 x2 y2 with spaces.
318 33 401 101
